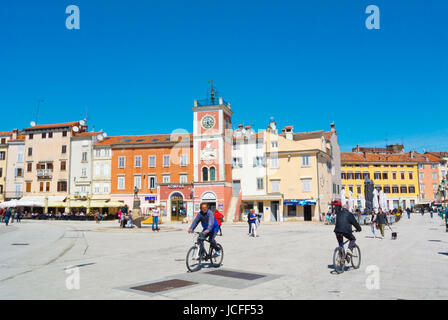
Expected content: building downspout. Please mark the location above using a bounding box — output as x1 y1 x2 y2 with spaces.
316 152 322 222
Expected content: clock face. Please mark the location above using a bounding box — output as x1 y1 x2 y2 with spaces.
201 115 215 129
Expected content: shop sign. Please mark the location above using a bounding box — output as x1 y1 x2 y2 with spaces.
283 199 317 206
168 184 184 189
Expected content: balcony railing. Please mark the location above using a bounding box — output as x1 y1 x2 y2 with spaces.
37 169 53 178
195 97 230 107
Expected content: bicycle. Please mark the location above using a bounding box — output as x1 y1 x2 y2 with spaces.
186 232 224 272
332 231 361 274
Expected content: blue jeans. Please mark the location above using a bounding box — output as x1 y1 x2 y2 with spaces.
206 231 218 251
152 216 159 229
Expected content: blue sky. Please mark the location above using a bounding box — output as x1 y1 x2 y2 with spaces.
1 0 447 152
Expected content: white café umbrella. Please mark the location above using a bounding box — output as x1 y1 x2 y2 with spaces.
0 200 18 208
348 190 354 212
380 190 387 211
341 188 346 207
373 188 380 213
360 194 366 211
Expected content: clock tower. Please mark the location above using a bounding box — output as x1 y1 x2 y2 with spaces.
192 83 233 217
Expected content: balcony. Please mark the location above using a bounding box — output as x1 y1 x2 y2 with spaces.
37 169 53 178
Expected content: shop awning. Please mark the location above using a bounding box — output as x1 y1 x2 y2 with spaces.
283 199 317 206
67 200 88 208
48 196 67 207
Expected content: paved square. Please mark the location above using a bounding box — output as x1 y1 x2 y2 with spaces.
0 214 447 299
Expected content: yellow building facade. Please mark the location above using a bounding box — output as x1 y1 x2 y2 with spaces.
0 131 12 202
265 127 334 221
341 152 420 209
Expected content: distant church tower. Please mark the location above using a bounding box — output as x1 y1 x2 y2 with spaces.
192 81 233 216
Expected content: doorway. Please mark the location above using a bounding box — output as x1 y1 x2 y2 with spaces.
304 205 312 221
170 193 184 221
270 201 279 222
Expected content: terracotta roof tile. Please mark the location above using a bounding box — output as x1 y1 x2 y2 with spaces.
23 121 80 131
95 133 192 146
73 132 102 138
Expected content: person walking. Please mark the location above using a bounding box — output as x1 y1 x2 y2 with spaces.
214 210 224 236
406 207 411 219
370 210 377 239
95 210 101 224
10 208 15 224
151 206 160 232
445 208 448 232
16 209 23 223
429 207 434 219
249 209 258 237
4 208 11 226
376 208 389 239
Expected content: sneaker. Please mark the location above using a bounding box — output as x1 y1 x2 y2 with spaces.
213 250 221 258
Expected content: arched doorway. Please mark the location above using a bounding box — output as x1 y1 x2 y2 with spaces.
170 192 185 221
201 191 217 212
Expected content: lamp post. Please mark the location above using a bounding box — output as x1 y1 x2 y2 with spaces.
440 177 447 209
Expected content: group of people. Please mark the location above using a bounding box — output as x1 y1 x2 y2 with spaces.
118 206 134 229
325 211 337 225
0 208 23 226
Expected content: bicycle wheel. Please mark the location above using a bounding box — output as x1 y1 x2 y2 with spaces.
333 247 345 274
350 245 361 269
210 244 224 268
186 245 202 272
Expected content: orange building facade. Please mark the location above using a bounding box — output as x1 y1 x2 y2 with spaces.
415 152 444 203
97 133 194 221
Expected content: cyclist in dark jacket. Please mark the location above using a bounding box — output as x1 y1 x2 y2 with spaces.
188 203 221 256
334 206 362 256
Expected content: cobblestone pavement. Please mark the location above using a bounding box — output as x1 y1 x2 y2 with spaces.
1 213 447 299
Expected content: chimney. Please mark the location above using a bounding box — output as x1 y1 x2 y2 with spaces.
12 129 18 140
284 126 293 140
410 151 414 159
330 122 335 131
238 124 243 130
245 125 251 130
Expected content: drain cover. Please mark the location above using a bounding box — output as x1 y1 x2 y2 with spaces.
429 240 442 242
11 243 29 246
130 279 198 293
438 252 448 256
206 270 266 280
